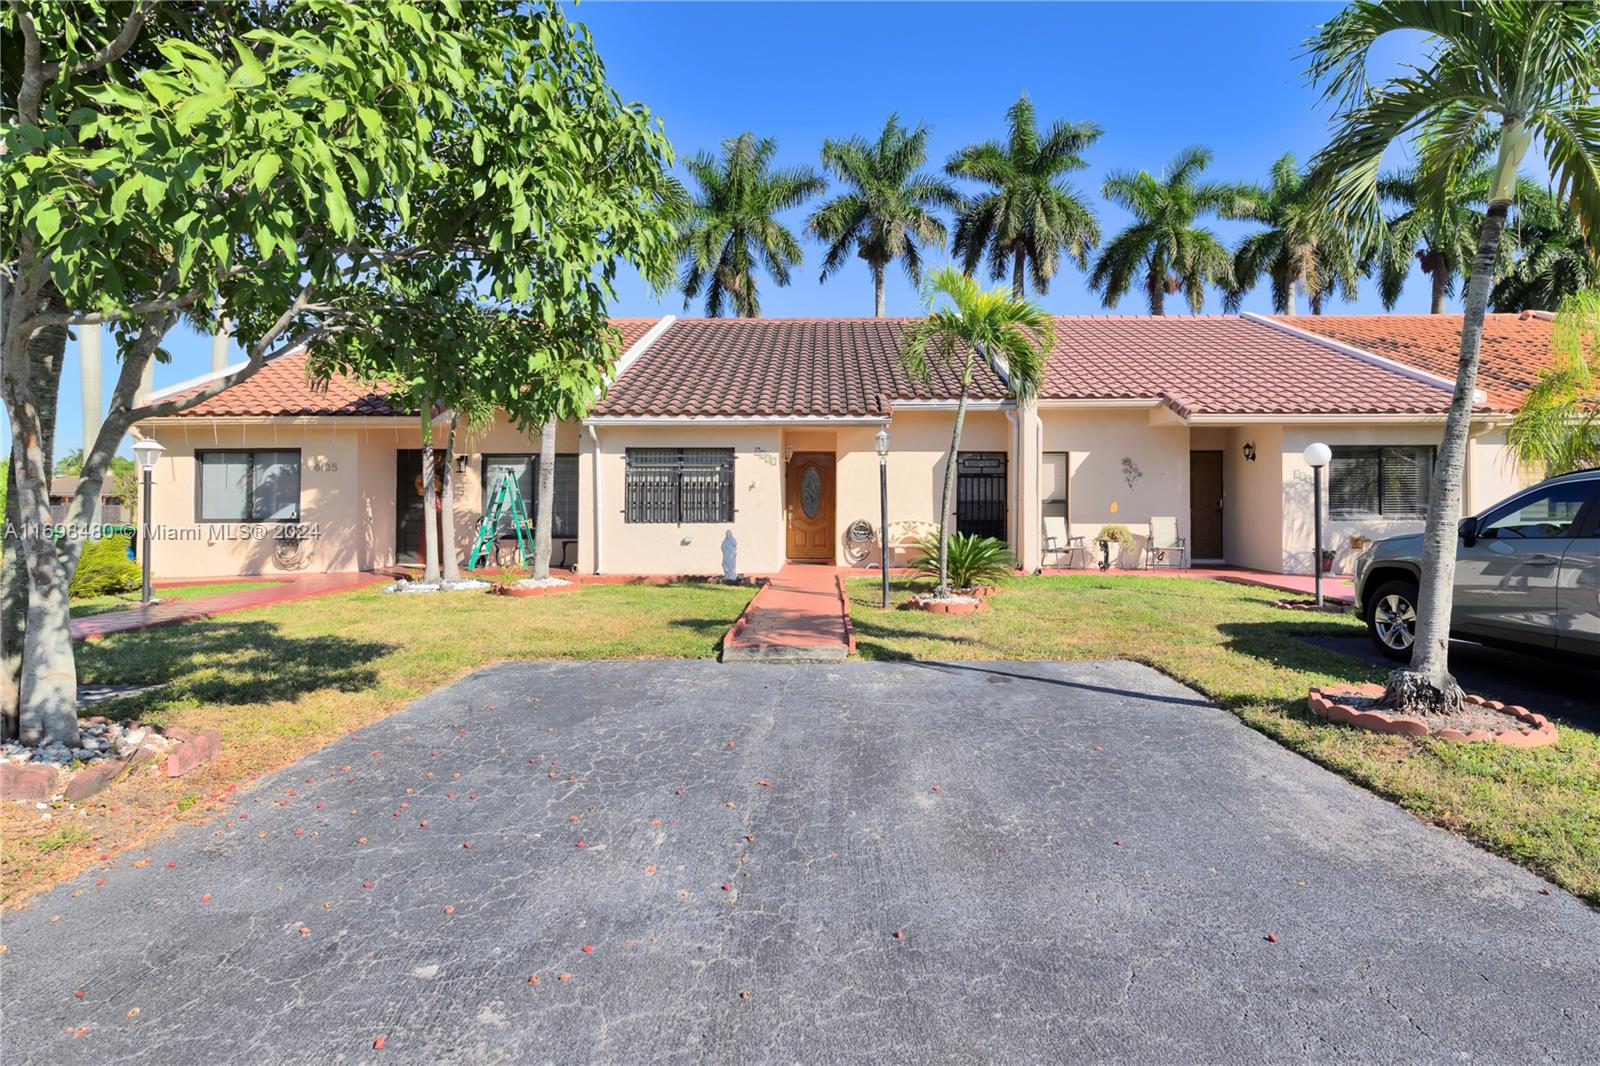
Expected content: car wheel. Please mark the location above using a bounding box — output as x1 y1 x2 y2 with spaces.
1366 578 1419 661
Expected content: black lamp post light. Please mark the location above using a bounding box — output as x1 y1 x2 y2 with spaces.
875 426 890 609
1303 441 1331 607
132 437 165 605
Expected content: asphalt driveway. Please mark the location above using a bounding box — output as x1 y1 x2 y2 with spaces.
3 660 1596 1064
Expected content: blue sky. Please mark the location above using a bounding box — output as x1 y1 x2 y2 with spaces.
26 1 1453 461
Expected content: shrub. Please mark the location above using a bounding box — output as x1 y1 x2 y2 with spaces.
70 534 140 598
908 532 1015 590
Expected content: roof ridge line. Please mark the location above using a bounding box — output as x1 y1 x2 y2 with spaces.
1241 312 1485 406
608 315 675 385
143 345 307 404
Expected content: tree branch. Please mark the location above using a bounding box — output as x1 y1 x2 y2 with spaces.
15 12 48 125
63 1 151 78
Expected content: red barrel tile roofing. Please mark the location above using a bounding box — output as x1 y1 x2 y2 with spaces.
1271 313 1554 412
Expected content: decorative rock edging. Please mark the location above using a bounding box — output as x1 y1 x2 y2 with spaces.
489 581 581 598
0 725 223 804
1307 684 1558 747
907 594 985 616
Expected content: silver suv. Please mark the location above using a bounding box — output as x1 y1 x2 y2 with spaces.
1353 469 1600 661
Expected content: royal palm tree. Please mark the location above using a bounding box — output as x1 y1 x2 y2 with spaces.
1308 0 1600 715
900 267 1053 596
1224 153 1362 315
1090 146 1243 315
806 116 961 317
946 94 1102 299
1491 187 1600 312
678 133 824 317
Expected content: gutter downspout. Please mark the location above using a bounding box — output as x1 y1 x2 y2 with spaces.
588 424 603 574
1005 408 1021 565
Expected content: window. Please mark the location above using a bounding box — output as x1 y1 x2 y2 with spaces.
1478 483 1594 540
196 450 300 521
1328 446 1433 519
625 448 734 524
956 452 1008 541
481 454 579 539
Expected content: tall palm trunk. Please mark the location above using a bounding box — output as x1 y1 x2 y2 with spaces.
1283 275 1299 316
935 363 974 597
1427 252 1450 313
1011 249 1026 300
872 262 886 317
533 418 556 580
1147 268 1166 316
1384 122 1526 714
439 412 461 582
1310 290 1325 315
420 407 440 584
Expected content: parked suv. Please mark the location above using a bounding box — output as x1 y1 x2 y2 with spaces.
1353 468 1600 661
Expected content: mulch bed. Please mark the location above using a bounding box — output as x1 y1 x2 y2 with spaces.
1307 684 1558 747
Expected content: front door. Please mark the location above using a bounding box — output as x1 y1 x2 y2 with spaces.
1189 450 1224 559
786 454 835 561
396 449 445 565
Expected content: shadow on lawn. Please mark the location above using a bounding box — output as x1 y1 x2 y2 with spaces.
75 619 393 713
1215 620 1385 687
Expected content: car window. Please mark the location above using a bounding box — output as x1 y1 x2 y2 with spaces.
1479 483 1594 540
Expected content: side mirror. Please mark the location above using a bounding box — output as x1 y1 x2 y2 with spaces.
1459 515 1478 547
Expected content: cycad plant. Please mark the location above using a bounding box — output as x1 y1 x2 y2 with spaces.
806 115 961 316
908 532 1015 591
1090 146 1243 314
1307 0 1600 714
901 267 1052 596
1507 291 1600 477
1225 153 1361 314
678 133 824 317
946 94 1102 299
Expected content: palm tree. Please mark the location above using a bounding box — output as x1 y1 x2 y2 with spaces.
945 94 1102 299
1090 146 1242 315
1224 153 1362 315
1307 1 1600 715
1507 291 1600 477
805 115 961 317
900 267 1053 596
1491 187 1600 312
677 132 824 318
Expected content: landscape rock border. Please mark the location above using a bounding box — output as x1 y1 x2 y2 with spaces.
907 593 985 616
1307 684 1558 747
489 580 581 598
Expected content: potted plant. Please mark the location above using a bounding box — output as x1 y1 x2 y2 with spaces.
1319 547 1337 574
1094 524 1134 570
1347 534 1371 569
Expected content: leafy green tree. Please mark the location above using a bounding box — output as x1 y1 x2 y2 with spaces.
1307 0 1600 715
1224 153 1361 315
806 115 959 317
1 0 677 745
677 132 823 317
900 267 1052 596
1507 290 1600 476
946 94 1102 299
1492 188 1600 312
1090 146 1243 314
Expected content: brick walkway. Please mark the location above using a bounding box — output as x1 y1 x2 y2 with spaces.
70 571 391 641
722 562 851 662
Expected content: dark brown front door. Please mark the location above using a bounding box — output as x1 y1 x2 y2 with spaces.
396 449 445 565
785 454 835 561
1189 450 1224 559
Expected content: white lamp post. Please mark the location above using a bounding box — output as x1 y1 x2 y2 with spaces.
875 426 890 608
132 438 165 605
1303 442 1332 606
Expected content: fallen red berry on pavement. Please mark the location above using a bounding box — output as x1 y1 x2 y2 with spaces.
363 881 374 889
893 929 906 940
930 785 942 793
1265 933 1278 943
73 989 85 999
199 893 212 904
575 840 586 849
373 1035 387 1050
721 882 732 892
166 861 177 869
582 944 594 954
443 905 455 915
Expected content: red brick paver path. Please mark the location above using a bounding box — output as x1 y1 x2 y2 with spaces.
70 572 391 641
722 563 851 662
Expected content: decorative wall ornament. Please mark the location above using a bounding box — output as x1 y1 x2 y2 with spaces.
1121 457 1143 490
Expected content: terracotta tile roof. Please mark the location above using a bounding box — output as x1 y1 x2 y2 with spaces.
1040 316 1456 416
1269 312 1553 412
591 318 1010 418
162 319 661 418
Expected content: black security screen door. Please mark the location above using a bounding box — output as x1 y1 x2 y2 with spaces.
956 452 1008 542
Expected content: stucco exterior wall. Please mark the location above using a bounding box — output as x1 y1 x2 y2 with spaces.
1221 424 1285 572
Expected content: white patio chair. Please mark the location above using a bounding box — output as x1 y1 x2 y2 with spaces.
1042 515 1089 570
1145 516 1189 570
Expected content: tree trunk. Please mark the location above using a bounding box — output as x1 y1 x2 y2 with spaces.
1147 269 1165 316
936 369 972 597
1284 277 1298 316
533 418 556 580
438 412 461 582
420 408 440 584
872 262 886 318
1310 289 1325 315
1428 252 1450 314
1383 200 1512 715
1011 249 1026 300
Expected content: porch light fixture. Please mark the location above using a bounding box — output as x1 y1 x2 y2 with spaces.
1303 442 1331 606
875 427 890 608
784 444 795 464
1242 441 1256 462
131 438 166 605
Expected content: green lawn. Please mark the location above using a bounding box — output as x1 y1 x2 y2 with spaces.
69 581 279 618
847 574 1600 905
5 580 753 906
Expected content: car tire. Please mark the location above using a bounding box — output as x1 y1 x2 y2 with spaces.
1365 578 1420 661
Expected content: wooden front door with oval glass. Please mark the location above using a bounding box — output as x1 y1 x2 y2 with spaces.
785 454 835 561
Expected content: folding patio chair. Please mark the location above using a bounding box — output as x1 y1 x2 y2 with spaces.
1042 515 1090 570
1145 516 1189 570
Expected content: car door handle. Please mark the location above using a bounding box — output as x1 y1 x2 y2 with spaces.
1526 554 1559 567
